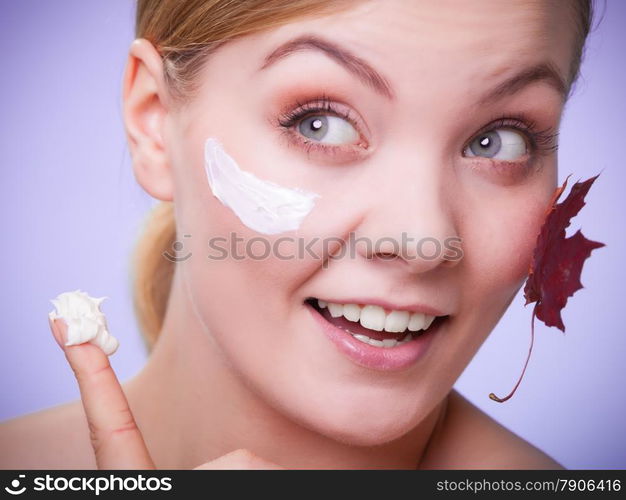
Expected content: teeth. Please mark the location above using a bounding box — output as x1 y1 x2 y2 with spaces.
327 302 343 318
351 331 413 348
359 305 386 331
342 303 361 322
408 312 425 331
316 299 437 333
423 314 436 330
384 310 410 332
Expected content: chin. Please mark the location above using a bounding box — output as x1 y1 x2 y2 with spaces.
286 393 426 448
317 414 419 447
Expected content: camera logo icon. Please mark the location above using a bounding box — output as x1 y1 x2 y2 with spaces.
4 474 26 495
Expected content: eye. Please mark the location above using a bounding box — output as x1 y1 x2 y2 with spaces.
298 115 359 145
464 128 527 160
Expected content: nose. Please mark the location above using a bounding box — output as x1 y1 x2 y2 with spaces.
352 152 462 274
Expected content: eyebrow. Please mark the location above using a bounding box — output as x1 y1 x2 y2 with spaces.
258 34 395 99
259 34 567 106
478 62 568 105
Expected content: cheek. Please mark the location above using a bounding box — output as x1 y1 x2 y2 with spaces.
456 182 554 327
470 208 542 294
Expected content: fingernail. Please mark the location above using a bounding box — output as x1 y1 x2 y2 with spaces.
48 314 67 349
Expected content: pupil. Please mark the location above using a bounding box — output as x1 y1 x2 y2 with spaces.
299 116 328 140
479 136 490 148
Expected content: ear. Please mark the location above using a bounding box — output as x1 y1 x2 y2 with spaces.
122 38 174 202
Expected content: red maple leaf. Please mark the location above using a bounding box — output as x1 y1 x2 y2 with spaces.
490 173 605 402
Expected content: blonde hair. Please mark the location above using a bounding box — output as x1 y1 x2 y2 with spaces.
131 0 594 351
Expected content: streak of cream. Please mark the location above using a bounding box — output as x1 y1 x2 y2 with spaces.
204 138 320 234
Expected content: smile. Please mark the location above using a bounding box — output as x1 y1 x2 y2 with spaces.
305 298 449 371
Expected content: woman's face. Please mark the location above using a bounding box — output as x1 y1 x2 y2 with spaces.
160 0 574 445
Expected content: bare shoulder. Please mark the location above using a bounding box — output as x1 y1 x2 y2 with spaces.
421 389 564 469
0 400 96 469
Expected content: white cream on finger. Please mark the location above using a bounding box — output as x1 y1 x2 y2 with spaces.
204 137 320 234
48 289 119 355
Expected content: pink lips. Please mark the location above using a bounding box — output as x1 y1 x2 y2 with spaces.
305 301 445 372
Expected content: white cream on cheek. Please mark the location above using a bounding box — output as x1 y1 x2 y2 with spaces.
204 137 320 235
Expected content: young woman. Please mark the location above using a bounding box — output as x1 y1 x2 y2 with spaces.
1 0 594 469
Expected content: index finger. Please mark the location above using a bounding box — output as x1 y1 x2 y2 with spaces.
49 316 155 470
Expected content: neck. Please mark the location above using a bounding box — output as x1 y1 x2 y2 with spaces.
125 268 448 469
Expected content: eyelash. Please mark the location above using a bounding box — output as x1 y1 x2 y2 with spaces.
275 95 559 160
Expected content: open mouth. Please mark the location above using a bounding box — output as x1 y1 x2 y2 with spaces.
305 297 448 349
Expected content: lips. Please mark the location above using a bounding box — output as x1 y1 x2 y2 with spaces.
305 298 449 371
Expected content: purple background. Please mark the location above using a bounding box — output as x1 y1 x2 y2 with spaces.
1 1 624 469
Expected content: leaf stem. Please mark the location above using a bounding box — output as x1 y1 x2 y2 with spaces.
489 303 537 403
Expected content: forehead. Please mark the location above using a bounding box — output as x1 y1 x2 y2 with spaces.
233 0 575 100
